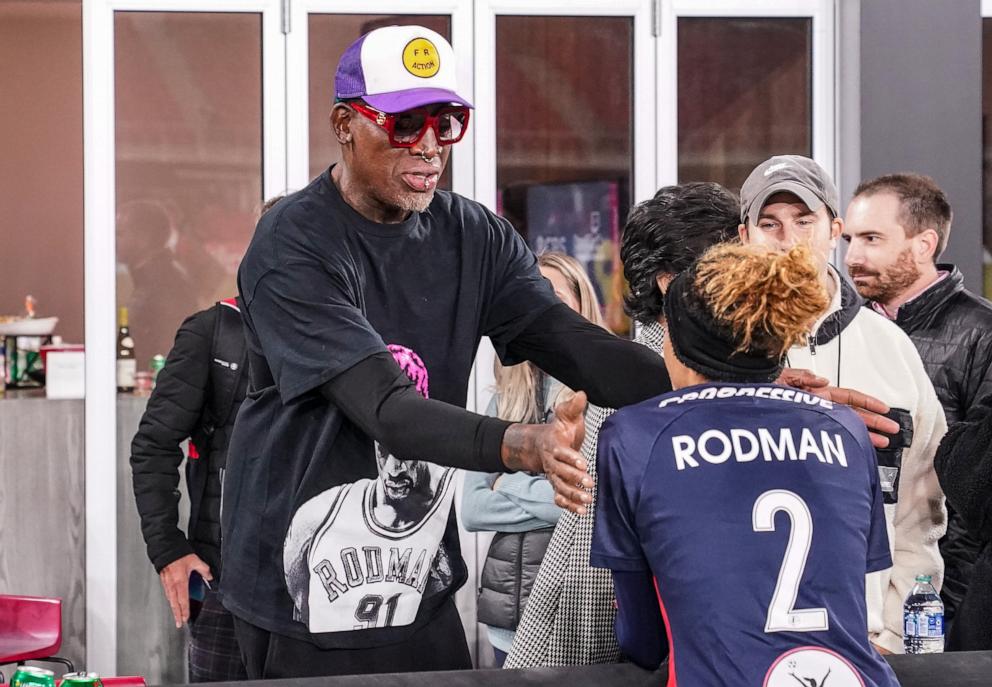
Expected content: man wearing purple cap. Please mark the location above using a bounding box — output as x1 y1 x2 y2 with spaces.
221 27 900 676
219 25 673 677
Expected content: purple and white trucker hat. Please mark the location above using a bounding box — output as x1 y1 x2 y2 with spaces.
334 25 473 114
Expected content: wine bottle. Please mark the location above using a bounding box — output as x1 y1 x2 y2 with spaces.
117 306 136 393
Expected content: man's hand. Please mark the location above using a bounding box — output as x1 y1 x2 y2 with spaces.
501 391 592 515
812 387 900 449
159 553 212 628
777 368 900 449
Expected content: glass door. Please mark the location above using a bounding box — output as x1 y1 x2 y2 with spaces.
1 0 86 673
473 0 654 426
83 0 284 675
470 0 654 667
657 0 835 191
476 0 656 343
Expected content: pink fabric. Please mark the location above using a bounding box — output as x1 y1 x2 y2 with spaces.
387 344 429 399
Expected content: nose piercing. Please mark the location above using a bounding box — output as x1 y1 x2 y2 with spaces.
420 146 442 163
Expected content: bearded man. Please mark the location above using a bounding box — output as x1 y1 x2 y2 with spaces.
844 172 992 641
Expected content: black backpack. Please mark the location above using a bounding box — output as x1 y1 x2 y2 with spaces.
187 298 247 536
201 298 246 444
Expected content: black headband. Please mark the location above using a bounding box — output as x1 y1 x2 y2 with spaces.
663 271 784 383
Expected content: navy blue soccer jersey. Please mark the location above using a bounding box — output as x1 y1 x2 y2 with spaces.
591 383 899 687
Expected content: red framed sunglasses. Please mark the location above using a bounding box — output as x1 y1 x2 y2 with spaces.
350 101 470 148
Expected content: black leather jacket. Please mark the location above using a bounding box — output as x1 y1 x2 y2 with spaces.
885 264 992 621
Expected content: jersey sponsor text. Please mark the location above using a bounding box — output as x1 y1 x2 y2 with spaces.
659 385 833 410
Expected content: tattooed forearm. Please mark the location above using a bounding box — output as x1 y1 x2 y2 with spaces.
500 423 541 472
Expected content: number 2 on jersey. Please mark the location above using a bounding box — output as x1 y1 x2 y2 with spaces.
752 489 829 633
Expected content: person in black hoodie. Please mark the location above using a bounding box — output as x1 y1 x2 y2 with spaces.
845 173 992 638
130 296 248 682
933 410 992 649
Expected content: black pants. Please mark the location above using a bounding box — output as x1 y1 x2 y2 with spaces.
232 597 472 678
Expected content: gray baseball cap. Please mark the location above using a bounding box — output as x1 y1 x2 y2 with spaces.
739 155 840 225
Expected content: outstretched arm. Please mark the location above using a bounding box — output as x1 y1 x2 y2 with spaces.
322 354 592 514
503 303 672 409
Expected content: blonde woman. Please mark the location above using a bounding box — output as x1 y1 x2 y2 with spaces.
461 252 604 667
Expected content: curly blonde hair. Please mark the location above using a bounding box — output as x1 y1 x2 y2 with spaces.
693 243 829 359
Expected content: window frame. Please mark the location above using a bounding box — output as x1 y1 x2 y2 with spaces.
82 0 285 672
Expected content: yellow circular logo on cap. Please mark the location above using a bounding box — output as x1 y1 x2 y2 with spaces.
402 38 440 78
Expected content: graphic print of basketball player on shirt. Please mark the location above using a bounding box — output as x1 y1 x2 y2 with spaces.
283 344 456 633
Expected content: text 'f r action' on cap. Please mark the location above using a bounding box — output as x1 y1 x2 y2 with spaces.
334 25 473 113
739 155 840 225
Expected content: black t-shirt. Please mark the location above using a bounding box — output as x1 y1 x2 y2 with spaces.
221 168 558 648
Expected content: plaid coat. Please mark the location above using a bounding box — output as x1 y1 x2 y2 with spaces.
505 323 665 667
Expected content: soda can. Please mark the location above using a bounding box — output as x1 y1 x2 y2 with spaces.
9 666 56 687
61 672 103 687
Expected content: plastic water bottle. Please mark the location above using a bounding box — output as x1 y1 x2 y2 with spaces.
903 574 944 653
